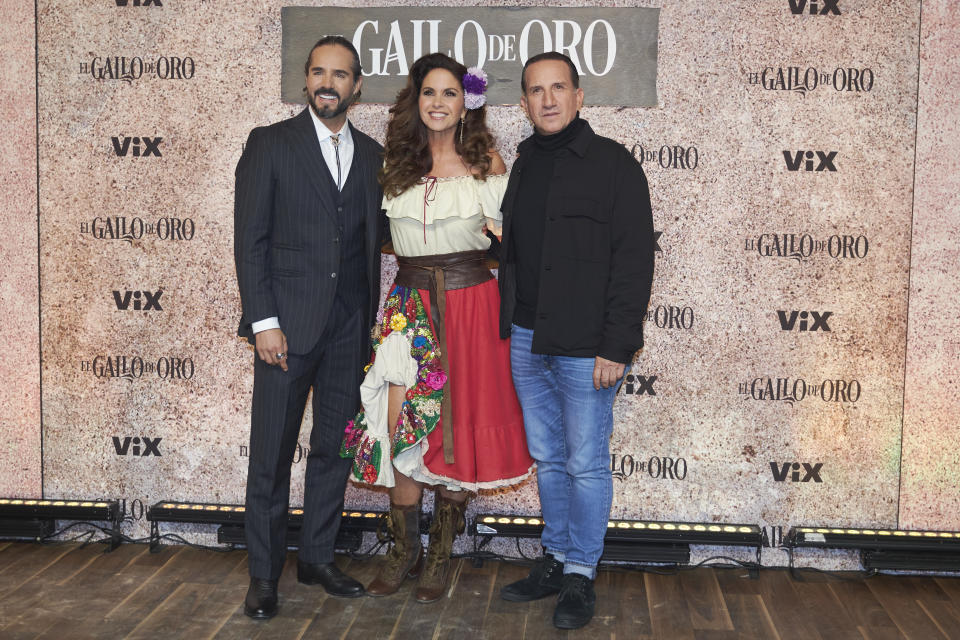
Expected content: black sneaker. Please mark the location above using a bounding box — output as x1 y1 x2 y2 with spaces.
500 553 564 602
553 573 596 630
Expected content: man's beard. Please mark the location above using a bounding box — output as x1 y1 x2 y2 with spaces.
308 85 358 120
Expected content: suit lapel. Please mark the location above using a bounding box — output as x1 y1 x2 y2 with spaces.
349 122 374 194
287 108 337 217
339 122 362 194
351 125 378 262
350 123 379 225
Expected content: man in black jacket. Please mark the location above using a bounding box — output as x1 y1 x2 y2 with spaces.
234 37 385 618
498 52 655 630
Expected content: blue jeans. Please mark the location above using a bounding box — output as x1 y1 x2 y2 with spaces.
509 325 618 579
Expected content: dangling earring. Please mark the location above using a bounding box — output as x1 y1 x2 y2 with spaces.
459 115 465 146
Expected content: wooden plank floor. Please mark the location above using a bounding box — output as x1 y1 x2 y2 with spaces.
2 542 960 639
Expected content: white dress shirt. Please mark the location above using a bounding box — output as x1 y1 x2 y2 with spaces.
312 109 354 191
251 112 355 336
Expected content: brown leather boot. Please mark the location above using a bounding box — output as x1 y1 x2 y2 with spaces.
415 492 468 603
367 502 424 596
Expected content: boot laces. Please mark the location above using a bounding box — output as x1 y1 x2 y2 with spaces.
560 575 589 602
424 500 465 573
534 555 556 580
375 512 394 544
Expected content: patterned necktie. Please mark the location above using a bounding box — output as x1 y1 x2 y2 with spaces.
330 133 342 191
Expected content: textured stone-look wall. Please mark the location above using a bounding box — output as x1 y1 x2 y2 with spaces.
1 0 958 568
608 1 918 546
900 0 960 530
0 0 42 497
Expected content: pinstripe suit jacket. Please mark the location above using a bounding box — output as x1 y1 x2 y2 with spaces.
234 109 385 354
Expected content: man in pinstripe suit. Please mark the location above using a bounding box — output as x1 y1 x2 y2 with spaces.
234 36 385 619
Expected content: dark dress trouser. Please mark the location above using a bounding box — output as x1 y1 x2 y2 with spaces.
244 296 368 580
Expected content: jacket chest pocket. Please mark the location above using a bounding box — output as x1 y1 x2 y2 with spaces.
551 197 609 262
271 244 306 277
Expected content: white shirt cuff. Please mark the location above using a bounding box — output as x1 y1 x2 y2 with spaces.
251 317 280 334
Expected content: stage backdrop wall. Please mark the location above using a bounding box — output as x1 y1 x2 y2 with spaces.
1 0 958 568
0 0 42 497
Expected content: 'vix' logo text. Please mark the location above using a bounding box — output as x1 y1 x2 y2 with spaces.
112 436 162 456
113 290 163 311
777 310 832 332
770 461 823 482
788 0 840 15
783 150 837 172
623 374 657 396
111 136 162 157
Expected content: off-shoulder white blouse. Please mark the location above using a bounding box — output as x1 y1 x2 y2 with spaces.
383 173 508 257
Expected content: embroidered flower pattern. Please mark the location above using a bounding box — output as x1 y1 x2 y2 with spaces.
425 370 447 390
340 284 447 485
389 312 408 332
419 397 440 417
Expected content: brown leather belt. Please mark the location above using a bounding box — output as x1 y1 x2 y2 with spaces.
395 250 492 464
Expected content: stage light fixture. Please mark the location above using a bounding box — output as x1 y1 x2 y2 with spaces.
787 525 960 571
0 498 121 548
788 526 960 550
146 501 387 552
471 514 762 566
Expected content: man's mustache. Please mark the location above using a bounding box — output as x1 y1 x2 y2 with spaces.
314 88 340 99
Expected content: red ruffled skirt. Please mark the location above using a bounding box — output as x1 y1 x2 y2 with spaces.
416 278 533 487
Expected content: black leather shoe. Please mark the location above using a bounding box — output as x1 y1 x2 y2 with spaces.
553 573 596 630
500 553 564 602
244 577 278 620
297 561 365 598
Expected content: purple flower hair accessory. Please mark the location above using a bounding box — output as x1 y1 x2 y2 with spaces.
463 67 488 110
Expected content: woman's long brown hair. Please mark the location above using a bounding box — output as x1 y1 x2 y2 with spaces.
380 53 496 198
